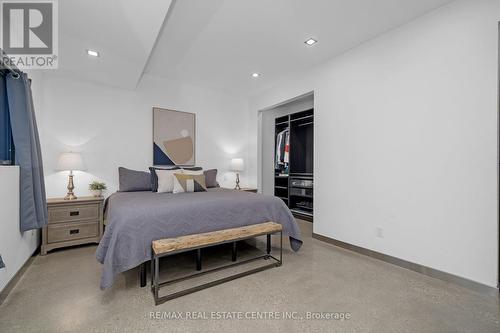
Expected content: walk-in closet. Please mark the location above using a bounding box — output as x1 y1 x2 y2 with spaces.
260 93 314 221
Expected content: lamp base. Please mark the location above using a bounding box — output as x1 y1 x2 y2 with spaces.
64 193 78 200
64 173 78 200
234 173 241 190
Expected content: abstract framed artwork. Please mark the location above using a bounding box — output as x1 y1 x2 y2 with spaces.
153 107 196 166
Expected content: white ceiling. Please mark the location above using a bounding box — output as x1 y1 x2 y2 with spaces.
55 0 454 94
56 0 172 89
145 0 454 96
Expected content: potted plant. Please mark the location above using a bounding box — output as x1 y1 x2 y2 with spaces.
89 181 107 197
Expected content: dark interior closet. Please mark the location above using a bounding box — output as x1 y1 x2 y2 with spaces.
274 108 313 221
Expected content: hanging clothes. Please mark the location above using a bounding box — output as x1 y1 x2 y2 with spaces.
275 128 289 169
283 130 289 164
275 130 283 168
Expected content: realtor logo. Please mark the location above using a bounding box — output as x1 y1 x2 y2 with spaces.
0 0 58 69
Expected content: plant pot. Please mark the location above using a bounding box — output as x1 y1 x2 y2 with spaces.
90 189 102 197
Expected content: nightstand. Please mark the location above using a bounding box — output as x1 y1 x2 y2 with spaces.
41 196 104 255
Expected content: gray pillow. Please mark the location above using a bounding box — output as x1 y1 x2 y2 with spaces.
204 169 219 188
149 166 180 192
118 167 152 192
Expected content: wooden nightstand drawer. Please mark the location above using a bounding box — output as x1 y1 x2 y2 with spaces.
47 221 99 243
48 204 100 224
42 196 104 255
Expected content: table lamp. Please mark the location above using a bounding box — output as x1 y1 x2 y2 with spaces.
56 152 85 200
230 158 244 190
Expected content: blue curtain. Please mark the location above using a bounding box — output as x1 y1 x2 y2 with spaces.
0 77 14 164
3 72 48 231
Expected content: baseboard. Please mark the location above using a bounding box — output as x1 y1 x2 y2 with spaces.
312 232 499 297
0 248 39 306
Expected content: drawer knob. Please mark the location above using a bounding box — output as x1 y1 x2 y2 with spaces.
70 229 80 235
69 211 80 216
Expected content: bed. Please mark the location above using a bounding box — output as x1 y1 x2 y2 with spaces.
96 188 303 289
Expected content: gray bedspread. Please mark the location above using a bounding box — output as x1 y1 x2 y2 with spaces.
96 188 302 289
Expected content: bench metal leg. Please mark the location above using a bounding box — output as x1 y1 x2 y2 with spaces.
150 258 154 290
279 231 283 266
140 263 147 287
196 249 202 271
266 234 271 254
151 231 283 305
154 255 159 304
232 242 237 262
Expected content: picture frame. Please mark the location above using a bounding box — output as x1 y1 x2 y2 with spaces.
153 107 196 166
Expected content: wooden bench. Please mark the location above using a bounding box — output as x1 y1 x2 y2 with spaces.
150 222 283 305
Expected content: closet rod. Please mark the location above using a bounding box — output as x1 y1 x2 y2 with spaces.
297 121 314 127
290 115 313 122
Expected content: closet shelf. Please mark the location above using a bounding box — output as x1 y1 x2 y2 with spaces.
290 194 313 199
290 208 313 217
290 185 313 190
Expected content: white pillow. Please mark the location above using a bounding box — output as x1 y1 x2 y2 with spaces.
182 169 203 175
157 169 184 193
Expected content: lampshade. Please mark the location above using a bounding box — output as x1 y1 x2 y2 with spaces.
56 152 85 171
230 158 244 172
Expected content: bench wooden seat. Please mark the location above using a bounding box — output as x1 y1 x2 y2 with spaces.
150 221 283 305
152 222 282 255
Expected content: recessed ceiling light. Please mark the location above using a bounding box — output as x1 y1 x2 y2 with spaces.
304 38 317 46
251 73 260 78
87 49 100 57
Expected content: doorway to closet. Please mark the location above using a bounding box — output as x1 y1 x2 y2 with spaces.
258 92 314 222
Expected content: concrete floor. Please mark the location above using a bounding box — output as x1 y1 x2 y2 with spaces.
0 220 499 333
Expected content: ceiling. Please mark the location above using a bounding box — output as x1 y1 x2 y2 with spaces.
56 0 172 89
144 0 454 96
55 0 454 94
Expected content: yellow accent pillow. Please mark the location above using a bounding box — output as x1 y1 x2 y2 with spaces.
173 173 207 193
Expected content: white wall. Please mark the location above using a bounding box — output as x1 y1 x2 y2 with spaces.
0 167 39 293
36 73 252 197
251 0 499 287
259 94 314 195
